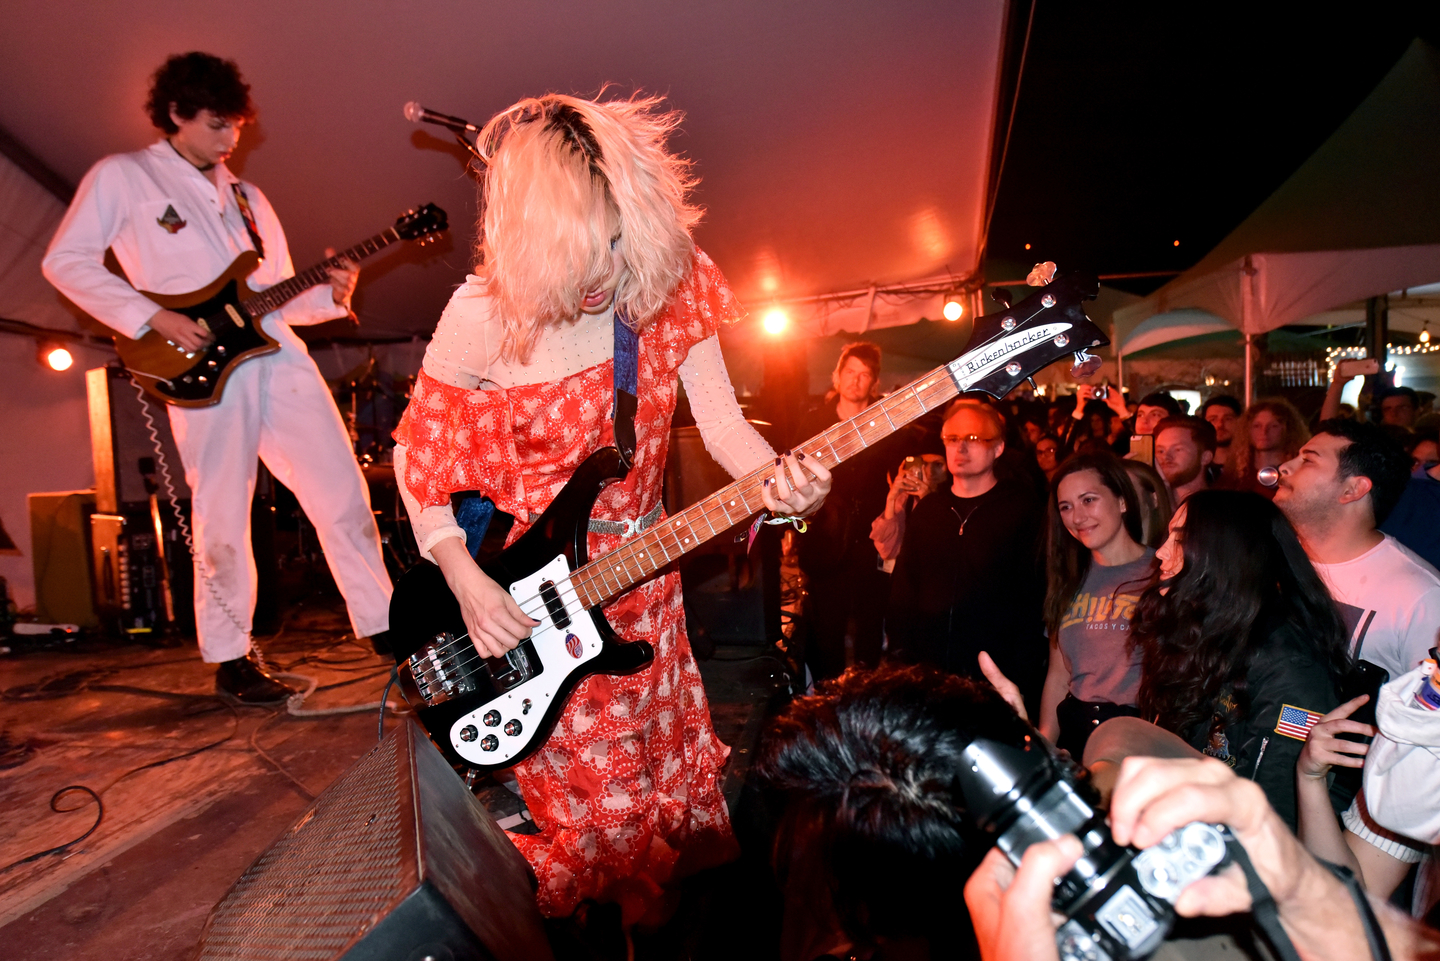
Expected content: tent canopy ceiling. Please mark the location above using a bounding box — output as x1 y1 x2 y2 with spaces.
1114 40 1440 347
0 0 1007 339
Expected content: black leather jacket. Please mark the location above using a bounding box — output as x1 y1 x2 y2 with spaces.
1185 617 1345 832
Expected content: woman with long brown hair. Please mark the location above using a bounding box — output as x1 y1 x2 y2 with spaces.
1037 452 1156 757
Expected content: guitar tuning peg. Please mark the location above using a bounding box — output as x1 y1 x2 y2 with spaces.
1070 350 1103 379
1026 261 1058 286
991 287 1013 309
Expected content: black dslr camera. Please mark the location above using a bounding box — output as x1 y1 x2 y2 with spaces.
957 735 1229 961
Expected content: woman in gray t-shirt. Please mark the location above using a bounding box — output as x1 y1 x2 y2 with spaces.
1039 452 1158 757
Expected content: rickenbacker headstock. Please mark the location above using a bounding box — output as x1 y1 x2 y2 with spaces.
395 203 449 244
949 269 1106 399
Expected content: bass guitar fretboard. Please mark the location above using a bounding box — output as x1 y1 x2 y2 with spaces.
566 364 966 611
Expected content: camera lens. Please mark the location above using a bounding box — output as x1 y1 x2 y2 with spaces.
955 735 1228 961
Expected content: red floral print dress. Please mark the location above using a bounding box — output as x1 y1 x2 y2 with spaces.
394 251 741 923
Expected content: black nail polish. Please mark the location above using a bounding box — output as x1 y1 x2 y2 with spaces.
775 456 783 466
763 477 772 487
796 451 806 461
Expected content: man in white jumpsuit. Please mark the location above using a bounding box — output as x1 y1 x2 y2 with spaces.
43 52 392 703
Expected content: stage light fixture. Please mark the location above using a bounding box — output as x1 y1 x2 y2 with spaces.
943 293 964 321
763 308 788 335
1421 321 1431 344
39 342 73 371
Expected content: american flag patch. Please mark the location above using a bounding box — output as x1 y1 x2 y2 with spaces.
1274 704 1324 741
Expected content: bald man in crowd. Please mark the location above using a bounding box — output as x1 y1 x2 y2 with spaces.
886 399 1048 714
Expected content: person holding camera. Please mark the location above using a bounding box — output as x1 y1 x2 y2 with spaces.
869 452 948 572
1066 383 1129 455
965 755 1440 961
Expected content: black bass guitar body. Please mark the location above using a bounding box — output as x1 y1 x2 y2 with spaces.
389 447 654 770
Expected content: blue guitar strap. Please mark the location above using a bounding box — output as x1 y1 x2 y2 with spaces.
612 307 640 470
448 307 637 558
454 495 497 561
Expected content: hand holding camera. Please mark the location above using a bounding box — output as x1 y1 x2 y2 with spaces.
958 736 1229 961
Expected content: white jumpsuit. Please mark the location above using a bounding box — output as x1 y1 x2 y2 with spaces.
43 140 392 661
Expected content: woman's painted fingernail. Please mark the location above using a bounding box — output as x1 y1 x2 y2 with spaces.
796 451 806 461
763 477 772 487
775 456 783 466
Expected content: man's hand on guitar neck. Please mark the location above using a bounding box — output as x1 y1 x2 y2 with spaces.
324 248 359 309
147 309 214 353
431 537 540 659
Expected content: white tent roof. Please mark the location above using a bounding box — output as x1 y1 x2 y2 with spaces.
0 1 1009 339
1119 308 1231 355
1115 39 1440 348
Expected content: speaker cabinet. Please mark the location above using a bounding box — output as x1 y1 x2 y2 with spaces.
27 490 98 627
86 365 191 512
197 720 553 961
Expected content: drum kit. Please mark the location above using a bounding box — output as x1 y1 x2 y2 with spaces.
331 354 421 576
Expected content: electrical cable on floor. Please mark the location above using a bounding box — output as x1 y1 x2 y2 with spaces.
248 711 315 800
0 696 240 875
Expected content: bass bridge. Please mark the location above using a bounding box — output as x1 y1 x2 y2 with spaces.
406 632 543 707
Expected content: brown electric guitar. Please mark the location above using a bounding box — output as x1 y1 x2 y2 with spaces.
115 204 447 407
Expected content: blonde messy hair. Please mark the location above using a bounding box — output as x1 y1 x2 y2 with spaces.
475 93 701 363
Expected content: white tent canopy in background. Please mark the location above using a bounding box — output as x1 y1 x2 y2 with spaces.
1119 308 1232 356
1114 39 1440 392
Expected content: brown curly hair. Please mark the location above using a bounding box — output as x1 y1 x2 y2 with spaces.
1223 398 1309 486
145 52 255 134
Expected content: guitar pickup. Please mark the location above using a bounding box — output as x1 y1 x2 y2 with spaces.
538 579 571 628
224 304 245 328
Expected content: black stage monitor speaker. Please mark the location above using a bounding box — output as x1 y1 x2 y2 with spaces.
196 720 554 961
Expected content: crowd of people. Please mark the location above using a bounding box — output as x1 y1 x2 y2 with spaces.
768 344 1440 958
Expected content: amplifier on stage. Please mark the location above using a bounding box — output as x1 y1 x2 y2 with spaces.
85 365 193 635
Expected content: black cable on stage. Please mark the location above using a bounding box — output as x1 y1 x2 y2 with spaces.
378 665 400 743
0 697 239 875
248 711 315 800
0 787 103 874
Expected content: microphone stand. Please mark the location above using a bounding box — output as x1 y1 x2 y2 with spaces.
453 131 484 166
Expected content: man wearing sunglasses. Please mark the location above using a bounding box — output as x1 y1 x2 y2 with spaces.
886 399 1048 715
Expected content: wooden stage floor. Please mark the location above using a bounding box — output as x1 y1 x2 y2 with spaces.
0 599 788 961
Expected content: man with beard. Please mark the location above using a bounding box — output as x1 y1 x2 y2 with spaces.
1152 415 1215 504
1200 395 1242 470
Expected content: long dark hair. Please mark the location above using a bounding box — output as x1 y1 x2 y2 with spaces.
1043 452 1147 633
759 664 1025 950
1134 490 1349 739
